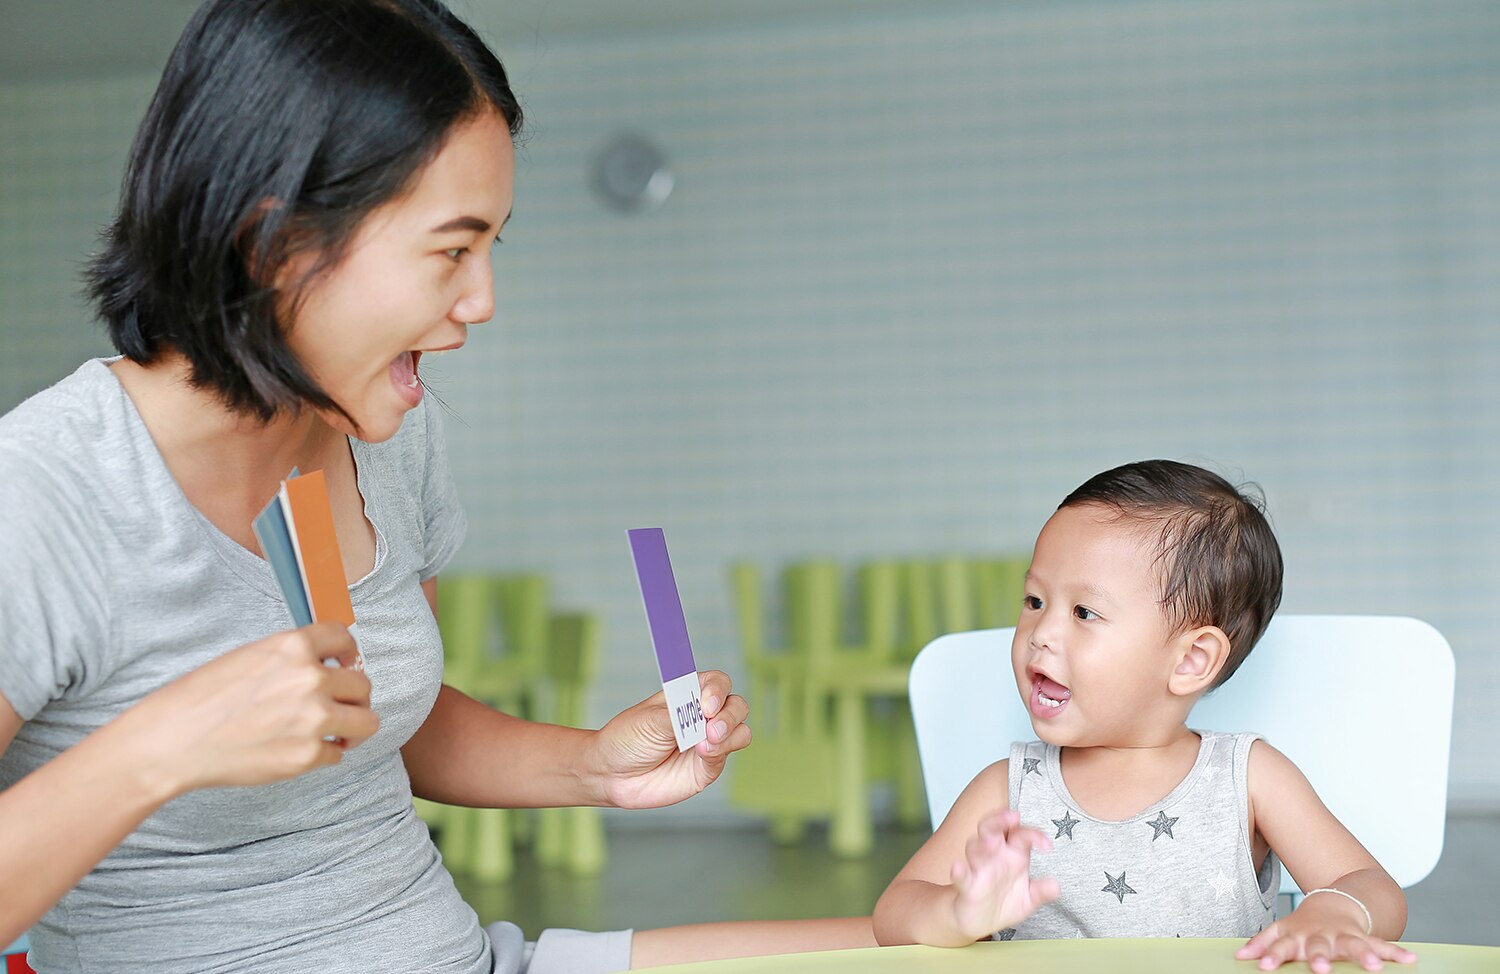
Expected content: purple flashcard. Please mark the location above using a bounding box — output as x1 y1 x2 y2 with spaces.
628 527 707 751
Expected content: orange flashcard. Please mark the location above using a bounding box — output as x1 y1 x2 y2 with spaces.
280 470 356 627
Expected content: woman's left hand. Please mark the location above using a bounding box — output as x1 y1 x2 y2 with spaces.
586 670 750 809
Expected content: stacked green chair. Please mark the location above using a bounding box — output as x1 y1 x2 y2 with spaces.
727 562 838 844
416 573 551 882
729 559 908 857
534 612 608 876
974 557 1029 630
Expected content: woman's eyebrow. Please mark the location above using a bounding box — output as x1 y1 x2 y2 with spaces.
429 215 491 234
429 208 513 235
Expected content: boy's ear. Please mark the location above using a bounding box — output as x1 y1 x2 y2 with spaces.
1168 626 1232 697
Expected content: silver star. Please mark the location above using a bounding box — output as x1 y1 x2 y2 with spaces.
1208 868 1234 901
1147 810 1179 841
1200 763 1219 785
1102 870 1137 904
1052 810 1080 840
1023 757 1042 775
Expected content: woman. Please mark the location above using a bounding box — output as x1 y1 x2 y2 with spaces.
0 1 857 970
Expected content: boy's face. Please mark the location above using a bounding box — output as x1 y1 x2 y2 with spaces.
1010 503 1184 747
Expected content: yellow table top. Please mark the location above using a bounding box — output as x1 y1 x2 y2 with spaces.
640 939 1500 973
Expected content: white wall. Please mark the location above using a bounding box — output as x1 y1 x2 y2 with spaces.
3 1 1497 815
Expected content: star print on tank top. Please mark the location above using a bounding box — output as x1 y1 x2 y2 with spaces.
993 730 1278 941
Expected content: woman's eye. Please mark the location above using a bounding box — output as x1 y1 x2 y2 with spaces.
1022 595 1043 611
1074 605 1099 621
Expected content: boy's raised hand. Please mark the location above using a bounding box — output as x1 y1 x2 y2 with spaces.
948 809 1059 941
1235 898 1418 973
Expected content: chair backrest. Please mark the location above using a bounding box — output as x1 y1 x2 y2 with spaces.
908 615 1455 892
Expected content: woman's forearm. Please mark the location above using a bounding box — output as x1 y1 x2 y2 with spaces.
401 684 604 809
0 719 179 945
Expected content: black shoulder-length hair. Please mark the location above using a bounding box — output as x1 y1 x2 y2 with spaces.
85 0 523 422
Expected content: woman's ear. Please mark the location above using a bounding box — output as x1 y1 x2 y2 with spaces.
1168 626 1232 697
238 197 293 287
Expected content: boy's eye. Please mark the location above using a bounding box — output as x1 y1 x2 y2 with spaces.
1022 595 1043 611
444 247 467 262
1074 605 1099 621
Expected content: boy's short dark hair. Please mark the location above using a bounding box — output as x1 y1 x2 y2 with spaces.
85 0 523 423
1060 459 1284 689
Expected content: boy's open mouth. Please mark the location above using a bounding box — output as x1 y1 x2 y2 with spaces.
1029 672 1072 719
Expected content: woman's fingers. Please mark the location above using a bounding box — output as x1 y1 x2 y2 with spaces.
321 660 372 707
704 693 748 745
324 700 381 748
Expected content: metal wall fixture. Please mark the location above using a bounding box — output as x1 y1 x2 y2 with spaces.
591 133 675 212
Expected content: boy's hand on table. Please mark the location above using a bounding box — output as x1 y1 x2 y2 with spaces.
948 809 1058 941
1235 897 1418 972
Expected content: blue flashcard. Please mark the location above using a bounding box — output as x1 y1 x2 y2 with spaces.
253 490 313 628
628 528 707 752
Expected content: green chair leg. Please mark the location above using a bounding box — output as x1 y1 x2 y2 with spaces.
567 807 607 876
829 686 872 858
892 704 928 827
439 805 473 871
471 808 514 882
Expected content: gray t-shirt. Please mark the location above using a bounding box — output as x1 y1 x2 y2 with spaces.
0 359 495 973
999 730 1279 940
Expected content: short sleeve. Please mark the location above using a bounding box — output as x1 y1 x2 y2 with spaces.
0 448 109 720
417 401 468 581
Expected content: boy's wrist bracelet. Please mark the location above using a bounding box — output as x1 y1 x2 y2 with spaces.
1304 887 1373 935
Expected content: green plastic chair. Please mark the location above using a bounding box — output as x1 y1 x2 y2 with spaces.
974 557 1029 630
729 559 910 857
534 612 608 876
728 561 838 843
416 573 552 882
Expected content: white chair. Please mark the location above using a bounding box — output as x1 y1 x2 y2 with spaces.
908 615 1455 894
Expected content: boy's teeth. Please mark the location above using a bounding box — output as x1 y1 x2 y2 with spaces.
1039 692 1064 707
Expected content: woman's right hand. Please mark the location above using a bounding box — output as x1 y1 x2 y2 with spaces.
113 621 379 796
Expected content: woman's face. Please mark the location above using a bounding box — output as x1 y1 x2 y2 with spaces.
282 108 515 442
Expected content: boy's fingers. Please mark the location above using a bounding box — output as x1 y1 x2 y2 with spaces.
1258 937 1301 971
1237 924 1279 958
1012 825 1053 854
1031 876 1060 904
1377 942 1418 965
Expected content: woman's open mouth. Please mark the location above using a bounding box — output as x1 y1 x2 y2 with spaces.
390 350 423 406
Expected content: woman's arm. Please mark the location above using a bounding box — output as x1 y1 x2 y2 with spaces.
1235 741 1417 972
402 578 751 811
874 760 1056 947
0 623 375 946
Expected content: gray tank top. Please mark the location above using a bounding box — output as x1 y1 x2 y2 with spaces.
999 730 1278 940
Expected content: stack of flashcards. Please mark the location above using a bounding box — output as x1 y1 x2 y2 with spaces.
627 528 708 752
252 469 358 652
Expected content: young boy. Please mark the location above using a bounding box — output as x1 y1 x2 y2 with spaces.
874 460 1419 973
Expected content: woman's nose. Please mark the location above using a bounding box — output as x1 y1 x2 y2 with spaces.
451 255 495 325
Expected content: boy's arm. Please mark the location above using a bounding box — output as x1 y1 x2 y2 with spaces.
873 759 1056 947
1236 741 1417 972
